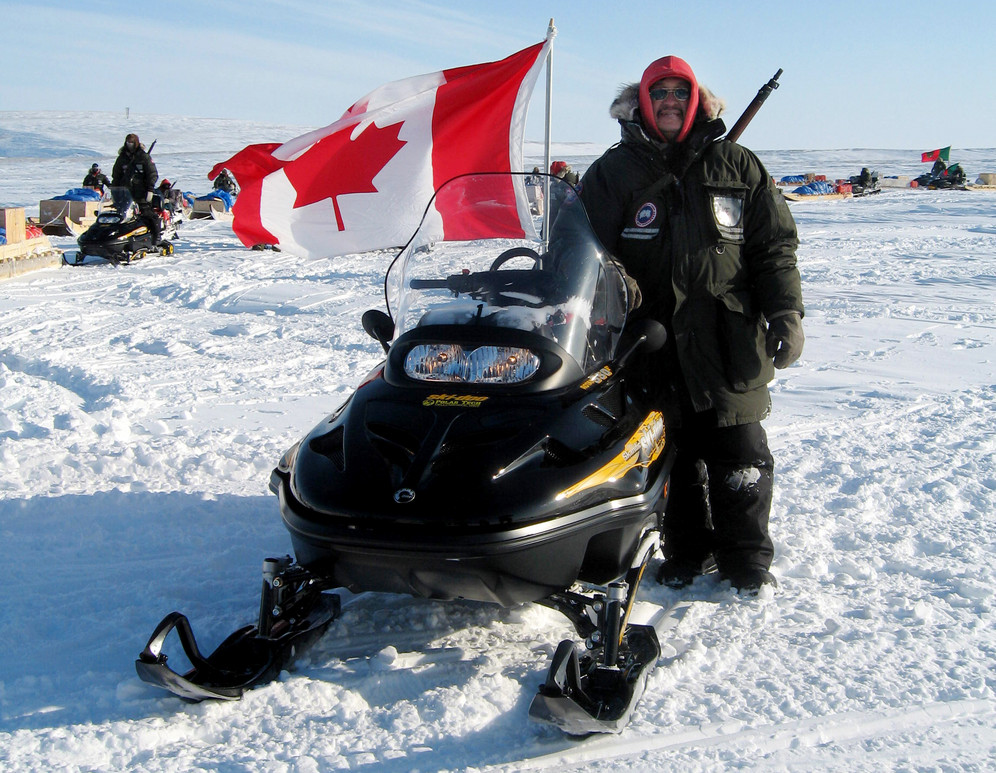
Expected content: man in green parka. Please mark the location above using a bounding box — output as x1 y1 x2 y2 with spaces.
579 55 804 594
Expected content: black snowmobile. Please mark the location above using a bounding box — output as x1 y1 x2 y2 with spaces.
136 173 676 734
72 187 177 265
913 162 968 190
848 167 881 197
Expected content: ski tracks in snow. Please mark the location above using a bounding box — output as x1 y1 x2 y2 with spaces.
483 698 996 772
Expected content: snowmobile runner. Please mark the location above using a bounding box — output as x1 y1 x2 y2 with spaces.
136 173 676 734
72 187 177 265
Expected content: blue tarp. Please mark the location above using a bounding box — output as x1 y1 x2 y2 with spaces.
792 181 837 195
780 175 807 184
52 187 102 201
0 228 6 245
196 190 234 211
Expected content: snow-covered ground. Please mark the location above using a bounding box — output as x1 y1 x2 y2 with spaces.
1 112 994 771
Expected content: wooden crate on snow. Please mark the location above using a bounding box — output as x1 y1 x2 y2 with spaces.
38 198 104 233
190 197 232 220
1 207 27 244
0 233 63 280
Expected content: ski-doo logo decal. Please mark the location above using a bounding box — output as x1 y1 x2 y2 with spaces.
423 393 488 408
634 202 657 227
580 366 612 390
393 488 416 503
556 411 666 501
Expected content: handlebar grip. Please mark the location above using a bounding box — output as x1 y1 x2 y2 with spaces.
410 275 479 293
408 279 450 289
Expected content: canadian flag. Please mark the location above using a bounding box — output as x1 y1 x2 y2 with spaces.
210 38 551 258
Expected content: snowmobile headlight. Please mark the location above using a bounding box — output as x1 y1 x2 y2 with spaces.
467 346 540 383
405 344 468 381
276 440 302 473
404 344 540 384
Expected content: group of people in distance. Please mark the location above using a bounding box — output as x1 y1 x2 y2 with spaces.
80 134 239 245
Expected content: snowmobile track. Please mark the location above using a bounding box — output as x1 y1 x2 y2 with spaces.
481 698 996 771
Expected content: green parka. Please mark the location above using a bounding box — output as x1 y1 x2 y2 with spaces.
579 89 803 427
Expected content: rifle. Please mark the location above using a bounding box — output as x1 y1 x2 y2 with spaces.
725 69 782 143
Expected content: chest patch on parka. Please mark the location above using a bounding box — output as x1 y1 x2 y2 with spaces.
634 202 657 227
621 201 660 242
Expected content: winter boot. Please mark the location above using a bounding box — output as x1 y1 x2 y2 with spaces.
657 554 717 588
721 567 777 595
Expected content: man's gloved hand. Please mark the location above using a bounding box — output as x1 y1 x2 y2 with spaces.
765 311 804 368
610 260 642 312
145 190 154 203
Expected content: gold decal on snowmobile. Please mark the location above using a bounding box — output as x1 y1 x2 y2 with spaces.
556 411 666 501
579 366 612 390
423 393 489 408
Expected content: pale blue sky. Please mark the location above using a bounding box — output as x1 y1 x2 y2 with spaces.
3 0 994 150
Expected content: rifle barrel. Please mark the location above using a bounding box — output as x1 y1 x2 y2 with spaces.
725 69 782 143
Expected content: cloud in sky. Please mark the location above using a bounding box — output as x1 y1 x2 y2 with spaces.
3 0 995 150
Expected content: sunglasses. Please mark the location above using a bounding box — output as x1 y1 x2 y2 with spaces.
649 87 691 102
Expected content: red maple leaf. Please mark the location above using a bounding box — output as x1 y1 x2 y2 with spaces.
284 121 406 231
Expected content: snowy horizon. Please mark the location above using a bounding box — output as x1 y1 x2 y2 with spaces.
4 110 995 214
1 113 994 771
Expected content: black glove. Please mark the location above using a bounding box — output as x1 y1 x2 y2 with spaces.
765 311 804 369
610 260 642 312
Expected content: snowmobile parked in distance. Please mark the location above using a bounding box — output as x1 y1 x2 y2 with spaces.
136 173 675 735
72 187 177 265
847 167 881 197
913 162 968 190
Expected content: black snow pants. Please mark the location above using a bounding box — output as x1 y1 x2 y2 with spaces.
137 201 161 245
662 413 775 574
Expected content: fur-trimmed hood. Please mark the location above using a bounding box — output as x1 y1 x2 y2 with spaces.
610 82 725 140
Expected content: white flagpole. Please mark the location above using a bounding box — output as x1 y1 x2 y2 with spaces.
542 18 556 248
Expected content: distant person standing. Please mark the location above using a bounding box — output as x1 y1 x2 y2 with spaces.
212 168 239 196
525 166 544 215
83 163 111 195
111 133 160 243
548 161 578 212
550 160 579 186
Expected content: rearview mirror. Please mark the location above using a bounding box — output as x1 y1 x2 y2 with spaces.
361 309 394 353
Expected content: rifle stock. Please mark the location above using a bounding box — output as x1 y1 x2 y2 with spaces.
725 69 782 143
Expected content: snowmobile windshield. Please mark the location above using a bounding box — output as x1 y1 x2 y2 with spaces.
387 173 627 380
107 187 138 217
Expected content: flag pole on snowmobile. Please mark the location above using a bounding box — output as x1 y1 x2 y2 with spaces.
725 68 782 143
541 18 556 249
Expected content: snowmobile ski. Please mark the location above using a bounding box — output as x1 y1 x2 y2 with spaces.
136 557 339 701
528 622 661 734
528 598 698 734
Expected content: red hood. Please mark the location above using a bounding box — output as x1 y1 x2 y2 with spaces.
638 55 699 143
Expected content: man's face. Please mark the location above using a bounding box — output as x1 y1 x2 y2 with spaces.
650 77 690 141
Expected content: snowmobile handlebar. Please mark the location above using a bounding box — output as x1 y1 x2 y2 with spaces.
409 269 560 299
725 68 782 144
409 275 474 293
